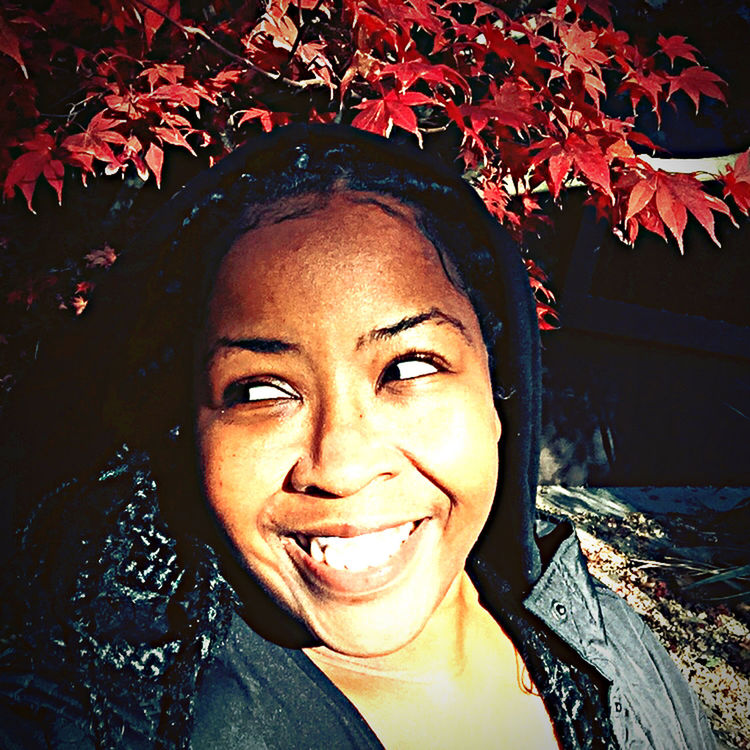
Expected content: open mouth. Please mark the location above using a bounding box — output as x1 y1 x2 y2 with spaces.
291 520 420 573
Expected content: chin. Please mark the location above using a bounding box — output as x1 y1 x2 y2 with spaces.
307 599 437 658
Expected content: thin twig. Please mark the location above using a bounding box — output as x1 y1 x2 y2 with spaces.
129 0 325 90
420 123 452 134
631 558 713 574
723 402 749 421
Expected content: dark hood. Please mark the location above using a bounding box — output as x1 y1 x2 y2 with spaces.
108 122 544 594
4 124 544 750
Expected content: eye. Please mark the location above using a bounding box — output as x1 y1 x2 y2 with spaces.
223 380 298 405
381 356 440 385
245 383 297 401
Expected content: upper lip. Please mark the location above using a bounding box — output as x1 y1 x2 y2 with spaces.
279 518 425 539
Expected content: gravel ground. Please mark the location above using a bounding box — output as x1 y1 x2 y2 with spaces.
538 486 750 750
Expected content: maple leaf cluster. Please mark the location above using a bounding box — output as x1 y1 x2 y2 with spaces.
0 0 747 327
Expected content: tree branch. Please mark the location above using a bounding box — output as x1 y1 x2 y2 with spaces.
286 0 326 63
129 0 326 90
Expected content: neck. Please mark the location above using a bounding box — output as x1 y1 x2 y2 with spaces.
304 570 479 683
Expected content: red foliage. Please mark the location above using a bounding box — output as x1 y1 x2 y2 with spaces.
722 149 750 216
0 0 740 325
623 169 735 252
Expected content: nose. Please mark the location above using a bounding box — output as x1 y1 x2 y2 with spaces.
288 393 397 498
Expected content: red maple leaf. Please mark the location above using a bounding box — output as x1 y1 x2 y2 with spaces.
481 26 549 86
481 179 510 222
141 0 180 48
620 67 668 114
656 34 698 66
352 89 434 141
140 63 185 88
236 107 292 133
533 141 574 199
250 5 298 53
524 258 555 304
560 22 609 76
636 203 667 243
547 149 573 200
536 300 559 331
653 172 733 252
206 68 246 93
84 244 118 268
566 133 612 198
293 40 335 90
70 294 88 315
668 66 727 113
722 149 750 216
442 99 489 160
380 61 471 97
341 49 383 96
624 174 656 225
483 80 540 133
62 111 128 178
144 142 164 187
606 138 635 162
0 10 26 76
152 125 197 155
151 84 204 109
74 280 95 295
4 131 66 211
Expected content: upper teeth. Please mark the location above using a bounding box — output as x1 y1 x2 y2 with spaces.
305 521 415 572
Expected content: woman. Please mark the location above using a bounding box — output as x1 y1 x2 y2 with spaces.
1 124 714 749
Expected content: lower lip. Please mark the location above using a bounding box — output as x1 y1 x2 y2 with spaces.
282 520 429 599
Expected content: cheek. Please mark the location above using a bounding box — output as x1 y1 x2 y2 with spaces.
404 385 499 465
392 385 500 512
196 416 293 539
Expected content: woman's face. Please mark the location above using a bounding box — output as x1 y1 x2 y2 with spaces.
196 191 501 657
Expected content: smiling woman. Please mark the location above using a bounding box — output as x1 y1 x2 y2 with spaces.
197 192 502 664
0 125 715 750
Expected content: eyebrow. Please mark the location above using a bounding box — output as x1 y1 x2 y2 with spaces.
206 336 301 365
206 307 470 364
356 307 469 349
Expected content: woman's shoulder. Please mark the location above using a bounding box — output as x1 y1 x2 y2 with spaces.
1 445 235 749
0 632 157 750
524 521 716 750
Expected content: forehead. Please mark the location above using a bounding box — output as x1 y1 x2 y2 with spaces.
204 191 480 343
232 191 430 267
243 188 417 233
214 193 456 297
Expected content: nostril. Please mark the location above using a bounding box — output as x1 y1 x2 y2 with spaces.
285 422 398 498
299 484 340 499
283 467 347 498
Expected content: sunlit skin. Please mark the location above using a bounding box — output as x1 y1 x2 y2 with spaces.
195 192 559 749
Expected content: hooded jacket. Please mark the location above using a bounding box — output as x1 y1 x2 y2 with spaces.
0 126 715 749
